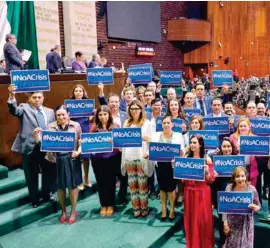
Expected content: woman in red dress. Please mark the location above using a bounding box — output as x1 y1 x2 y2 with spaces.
184 134 216 248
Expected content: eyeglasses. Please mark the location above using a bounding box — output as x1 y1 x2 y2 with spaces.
130 108 141 111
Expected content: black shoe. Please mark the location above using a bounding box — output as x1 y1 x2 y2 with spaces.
160 216 167 221
31 202 39 208
43 193 56 202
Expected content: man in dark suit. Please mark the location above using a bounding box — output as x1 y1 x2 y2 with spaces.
3 34 24 73
88 53 102 68
46 48 55 70
193 83 212 116
7 85 56 208
47 45 62 73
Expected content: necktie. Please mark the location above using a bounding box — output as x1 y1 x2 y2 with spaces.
36 107 47 130
199 100 206 116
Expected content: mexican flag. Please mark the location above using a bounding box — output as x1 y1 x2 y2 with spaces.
0 1 39 69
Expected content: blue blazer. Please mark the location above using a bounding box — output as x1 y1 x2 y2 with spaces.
3 42 23 73
47 51 62 73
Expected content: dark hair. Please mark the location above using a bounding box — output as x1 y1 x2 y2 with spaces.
166 98 186 119
50 48 55 52
94 105 114 131
224 101 233 107
144 89 154 96
55 105 69 113
28 91 44 97
195 83 205 90
211 97 222 105
187 134 205 158
75 51 83 58
70 84 89 99
151 98 162 106
0 59 4 64
107 93 120 102
218 137 237 155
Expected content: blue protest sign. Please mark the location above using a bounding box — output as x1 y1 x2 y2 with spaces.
41 131 75 152
173 157 205 181
212 70 233 87
239 136 270 156
160 71 182 85
155 117 183 133
149 142 181 162
86 67 114 85
144 107 152 120
203 117 230 134
218 191 253 214
172 118 183 133
81 132 113 154
213 155 246 177
161 107 167 116
129 63 154 77
189 130 219 149
112 128 142 148
64 99 95 118
267 93 270 108
10 69 50 93
250 119 270 136
128 67 152 84
184 109 201 120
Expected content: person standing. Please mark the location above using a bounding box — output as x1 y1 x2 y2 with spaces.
3 34 24 73
223 166 261 248
121 100 153 217
90 105 120 216
47 45 62 73
70 84 93 190
7 85 56 208
33 105 82 225
151 116 185 221
193 83 212 116
184 135 216 248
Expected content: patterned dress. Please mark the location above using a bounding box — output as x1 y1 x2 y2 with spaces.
223 184 260 248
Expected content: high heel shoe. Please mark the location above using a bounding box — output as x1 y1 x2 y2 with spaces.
169 211 175 222
60 212 67 223
68 212 76 225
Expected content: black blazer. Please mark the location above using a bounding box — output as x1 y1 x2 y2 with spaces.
3 42 23 73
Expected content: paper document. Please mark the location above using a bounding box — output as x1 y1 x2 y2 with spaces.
22 50 32 62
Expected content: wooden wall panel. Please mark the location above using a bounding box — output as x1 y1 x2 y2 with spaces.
184 1 270 78
0 73 126 168
168 19 211 42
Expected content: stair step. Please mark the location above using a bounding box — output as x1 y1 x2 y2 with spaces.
0 165 8 180
0 194 182 247
0 187 29 214
0 201 58 236
0 169 26 195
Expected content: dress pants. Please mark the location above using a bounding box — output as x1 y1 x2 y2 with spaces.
256 157 270 203
91 156 117 207
114 152 128 201
22 145 56 204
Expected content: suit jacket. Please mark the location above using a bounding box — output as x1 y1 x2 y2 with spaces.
97 96 127 126
47 51 62 73
88 60 101 68
3 42 23 73
8 101 55 155
194 96 213 116
46 52 53 70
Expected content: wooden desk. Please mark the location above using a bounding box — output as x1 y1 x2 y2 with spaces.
0 72 126 168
